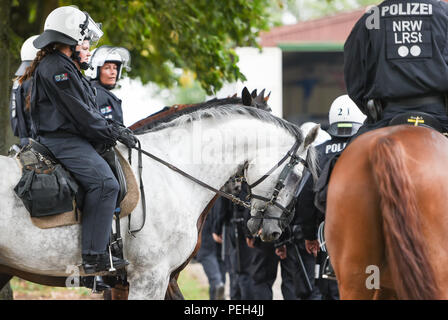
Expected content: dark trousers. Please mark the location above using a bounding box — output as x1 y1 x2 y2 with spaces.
228 230 255 300
290 240 322 300
250 241 297 300
39 136 119 255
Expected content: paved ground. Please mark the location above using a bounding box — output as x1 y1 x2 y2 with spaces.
186 261 283 300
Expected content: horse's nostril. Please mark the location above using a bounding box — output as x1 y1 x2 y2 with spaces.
272 232 280 240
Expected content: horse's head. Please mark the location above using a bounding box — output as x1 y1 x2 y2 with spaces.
241 87 272 112
245 124 319 242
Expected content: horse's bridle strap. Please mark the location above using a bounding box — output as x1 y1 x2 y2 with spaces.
248 139 302 189
134 145 251 210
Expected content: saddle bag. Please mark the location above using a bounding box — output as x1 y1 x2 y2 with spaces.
13 141 81 218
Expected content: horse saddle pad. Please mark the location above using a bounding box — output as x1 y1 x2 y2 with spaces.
389 111 444 133
15 144 140 229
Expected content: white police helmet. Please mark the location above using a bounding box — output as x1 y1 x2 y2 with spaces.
15 35 39 76
33 6 103 49
85 45 131 81
300 122 331 146
327 95 366 137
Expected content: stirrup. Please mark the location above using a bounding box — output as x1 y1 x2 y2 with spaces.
321 256 337 281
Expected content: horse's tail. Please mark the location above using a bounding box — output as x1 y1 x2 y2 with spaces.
371 136 439 299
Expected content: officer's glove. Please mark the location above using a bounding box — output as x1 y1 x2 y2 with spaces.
117 127 138 149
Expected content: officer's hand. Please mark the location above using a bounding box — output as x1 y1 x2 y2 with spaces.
117 127 138 149
212 233 223 244
305 239 320 257
246 237 255 248
275 245 287 260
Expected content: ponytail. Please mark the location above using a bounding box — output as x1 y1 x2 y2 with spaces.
18 45 55 111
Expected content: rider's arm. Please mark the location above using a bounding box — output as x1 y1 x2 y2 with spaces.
344 16 368 114
38 62 119 145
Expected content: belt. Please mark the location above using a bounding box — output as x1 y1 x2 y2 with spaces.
384 95 445 108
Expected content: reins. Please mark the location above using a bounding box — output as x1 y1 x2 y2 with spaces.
126 135 309 235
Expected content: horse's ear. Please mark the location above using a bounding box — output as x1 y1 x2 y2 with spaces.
254 89 265 103
231 93 237 98
264 91 271 102
303 124 320 149
251 89 258 98
242 87 252 106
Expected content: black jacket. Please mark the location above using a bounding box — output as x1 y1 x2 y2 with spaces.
10 79 33 146
91 80 124 125
30 51 119 145
296 135 350 240
345 0 448 112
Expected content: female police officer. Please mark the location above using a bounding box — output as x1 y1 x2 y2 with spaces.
22 6 137 274
86 46 130 125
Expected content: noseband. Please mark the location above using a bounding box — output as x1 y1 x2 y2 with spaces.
246 138 311 229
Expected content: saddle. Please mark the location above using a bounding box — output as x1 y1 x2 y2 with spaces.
14 140 139 229
389 111 444 133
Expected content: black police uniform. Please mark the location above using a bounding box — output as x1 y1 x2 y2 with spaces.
345 0 448 134
90 80 124 125
10 79 33 146
30 50 121 256
196 198 226 300
297 135 349 300
212 183 255 300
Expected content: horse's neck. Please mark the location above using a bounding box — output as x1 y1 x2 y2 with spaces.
131 116 296 200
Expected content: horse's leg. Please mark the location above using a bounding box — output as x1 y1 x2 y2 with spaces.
373 288 397 300
165 274 184 300
111 283 129 300
0 273 12 290
326 143 385 300
163 196 219 300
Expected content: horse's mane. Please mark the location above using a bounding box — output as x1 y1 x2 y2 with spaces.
132 97 303 141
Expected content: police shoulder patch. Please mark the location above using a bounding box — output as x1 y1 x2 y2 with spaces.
54 73 69 82
53 72 70 89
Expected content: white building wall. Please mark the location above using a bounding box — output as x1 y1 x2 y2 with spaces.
213 47 283 118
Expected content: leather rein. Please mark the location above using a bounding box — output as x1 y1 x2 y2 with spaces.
127 137 309 234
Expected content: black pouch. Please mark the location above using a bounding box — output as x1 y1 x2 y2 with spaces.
14 164 79 217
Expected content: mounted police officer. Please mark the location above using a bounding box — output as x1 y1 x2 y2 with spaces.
345 0 448 135
22 6 137 276
86 46 131 124
298 95 366 299
10 35 39 147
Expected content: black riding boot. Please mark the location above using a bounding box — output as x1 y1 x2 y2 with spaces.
82 253 129 274
81 276 111 292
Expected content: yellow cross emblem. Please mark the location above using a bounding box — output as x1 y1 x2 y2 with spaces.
407 116 425 127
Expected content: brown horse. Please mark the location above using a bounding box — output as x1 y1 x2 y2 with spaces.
325 124 448 300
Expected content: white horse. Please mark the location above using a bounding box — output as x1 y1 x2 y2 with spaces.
0 99 318 299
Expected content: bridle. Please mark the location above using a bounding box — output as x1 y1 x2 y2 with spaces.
245 138 311 229
127 136 311 234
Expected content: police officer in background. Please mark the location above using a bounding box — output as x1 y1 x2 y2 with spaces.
10 35 39 147
212 178 255 300
86 46 131 124
345 0 448 134
23 6 137 275
299 95 366 300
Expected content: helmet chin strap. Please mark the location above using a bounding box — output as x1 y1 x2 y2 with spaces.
70 45 90 70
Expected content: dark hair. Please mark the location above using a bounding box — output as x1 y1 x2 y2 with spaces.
18 43 68 111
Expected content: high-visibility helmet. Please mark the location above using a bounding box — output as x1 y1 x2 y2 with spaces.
15 35 39 76
327 95 366 137
85 45 131 81
33 6 103 49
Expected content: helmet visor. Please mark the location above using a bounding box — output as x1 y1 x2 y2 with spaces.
90 45 131 72
327 122 363 137
84 14 103 46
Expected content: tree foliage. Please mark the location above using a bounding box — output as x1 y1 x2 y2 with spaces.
9 0 274 94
